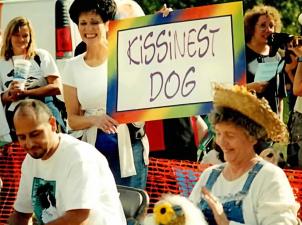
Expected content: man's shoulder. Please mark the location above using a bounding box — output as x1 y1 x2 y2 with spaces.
59 134 102 159
60 133 93 149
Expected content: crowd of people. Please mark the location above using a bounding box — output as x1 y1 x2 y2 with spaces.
0 0 302 224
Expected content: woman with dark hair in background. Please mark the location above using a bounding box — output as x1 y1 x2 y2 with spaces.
244 5 287 153
244 4 286 116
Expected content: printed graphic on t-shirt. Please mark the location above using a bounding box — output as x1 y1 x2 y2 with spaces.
3 59 45 90
3 69 14 89
26 62 47 89
32 178 58 225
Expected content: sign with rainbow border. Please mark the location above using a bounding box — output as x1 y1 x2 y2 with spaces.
107 1 246 123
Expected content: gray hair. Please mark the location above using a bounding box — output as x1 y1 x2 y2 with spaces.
209 106 267 140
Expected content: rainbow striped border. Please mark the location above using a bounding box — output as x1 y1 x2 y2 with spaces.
107 1 246 123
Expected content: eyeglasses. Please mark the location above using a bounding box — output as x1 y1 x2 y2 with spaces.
257 23 275 31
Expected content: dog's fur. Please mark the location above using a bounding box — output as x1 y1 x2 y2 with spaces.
143 194 208 225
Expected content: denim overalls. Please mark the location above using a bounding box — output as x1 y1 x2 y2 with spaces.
198 162 264 224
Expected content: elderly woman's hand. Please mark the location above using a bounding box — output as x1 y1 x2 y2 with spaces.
201 187 230 225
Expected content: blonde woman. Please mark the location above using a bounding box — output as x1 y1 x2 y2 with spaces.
0 16 64 140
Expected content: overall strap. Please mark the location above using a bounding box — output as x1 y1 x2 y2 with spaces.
205 164 225 191
241 161 264 193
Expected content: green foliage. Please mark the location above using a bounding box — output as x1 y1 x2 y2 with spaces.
136 0 302 35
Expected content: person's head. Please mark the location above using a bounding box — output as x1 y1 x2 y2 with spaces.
73 0 144 56
0 16 36 60
244 4 282 44
115 0 145 19
69 0 116 46
69 0 116 25
13 99 58 160
209 106 265 162
210 84 288 163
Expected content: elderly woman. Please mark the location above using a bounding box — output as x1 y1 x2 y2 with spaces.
189 84 299 224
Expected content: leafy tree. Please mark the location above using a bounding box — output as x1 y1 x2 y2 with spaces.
136 0 302 35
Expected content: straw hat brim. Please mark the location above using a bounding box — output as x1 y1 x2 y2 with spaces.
213 84 288 143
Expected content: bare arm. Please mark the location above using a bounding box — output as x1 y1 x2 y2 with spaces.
62 84 91 130
293 63 302 96
193 115 208 143
294 62 302 96
63 84 118 133
278 98 283 121
23 75 62 97
286 70 295 84
246 81 269 93
284 54 298 84
45 209 90 225
8 211 32 225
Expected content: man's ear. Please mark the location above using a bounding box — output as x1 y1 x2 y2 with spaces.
49 116 57 132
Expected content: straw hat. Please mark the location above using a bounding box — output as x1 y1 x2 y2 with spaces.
213 83 288 143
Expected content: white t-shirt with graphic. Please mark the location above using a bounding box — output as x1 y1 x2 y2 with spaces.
0 48 59 93
0 48 60 111
14 134 126 225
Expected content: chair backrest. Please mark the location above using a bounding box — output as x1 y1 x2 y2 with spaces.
117 185 149 224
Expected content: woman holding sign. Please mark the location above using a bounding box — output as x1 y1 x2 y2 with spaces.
63 0 149 189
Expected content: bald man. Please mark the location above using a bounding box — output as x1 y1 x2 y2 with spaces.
9 99 126 225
